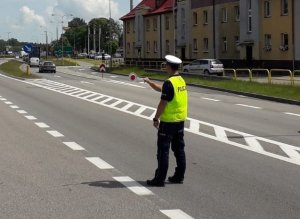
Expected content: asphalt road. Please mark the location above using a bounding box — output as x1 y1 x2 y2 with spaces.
0 64 300 219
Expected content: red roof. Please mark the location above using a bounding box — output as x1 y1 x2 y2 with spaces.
120 0 174 20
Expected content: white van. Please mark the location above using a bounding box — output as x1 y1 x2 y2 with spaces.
29 57 40 67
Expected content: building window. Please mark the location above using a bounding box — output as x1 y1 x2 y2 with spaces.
248 0 252 32
153 17 158 31
263 34 272 51
165 16 169 30
154 41 158 53
264 1 271 17
193 39 198 51
181 8 186 39
221 8 227 22
146 41 150 53
234 36 240 51
222 37 228 52
280 33 289 51
166 40 170 53
126 21 130 33
133 21 135 33
127 43 130 54
203 10 208 24
203 38 208 52
281 0 288 15
146 19 150 32
234 6 240 21
193 12 198 25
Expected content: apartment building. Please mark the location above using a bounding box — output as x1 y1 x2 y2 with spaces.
121 0 300 69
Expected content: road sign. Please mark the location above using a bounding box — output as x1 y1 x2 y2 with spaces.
23 44 33 53
99 64 106 73
129 73 137 81
54 46 73 55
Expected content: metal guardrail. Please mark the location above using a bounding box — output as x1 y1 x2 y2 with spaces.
270 69 294 85
235 69 252 81
252 69 271 84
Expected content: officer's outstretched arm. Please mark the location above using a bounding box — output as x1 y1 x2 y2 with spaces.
143 77 162 92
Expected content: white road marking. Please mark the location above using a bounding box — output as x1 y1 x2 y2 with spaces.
103 79 146 88
110 75 118 78
80 81 94 85
25 115 37 120
63 142 85 151
284 112 300 117
113 176 153 196
10 105 19 109
0 98 7 101
235 104 262 109
35 122 50 128
47 130 64 138
202 97 220 102
54 75 61 78
160 209 194 219
17 110 27 114
4 77 300 167
5 101 13 104
85 157 114 169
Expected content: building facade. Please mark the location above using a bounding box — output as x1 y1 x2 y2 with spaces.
120 0 300 69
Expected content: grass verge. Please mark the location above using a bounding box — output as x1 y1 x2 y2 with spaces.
0 60 39 79
113 66 300 101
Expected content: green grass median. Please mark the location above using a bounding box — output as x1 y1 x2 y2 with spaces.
0 60 39 79
113 67 300 101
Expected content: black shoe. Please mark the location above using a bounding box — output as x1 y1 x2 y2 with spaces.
168 176 183 184
146 179 165 187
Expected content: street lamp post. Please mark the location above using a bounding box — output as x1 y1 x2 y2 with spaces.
109 0 112 72
7 32 11 51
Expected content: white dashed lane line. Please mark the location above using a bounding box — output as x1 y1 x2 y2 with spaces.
47 130 64 138
25 115 37 120
5 101 13 104
10 105 19 109
80 81 94 85
17 110 27 114
201 97 220 102
63 142 85 151
235 103 262 109
160 209 194 219
284 112 300 117
35 122 50 128
113 176 154 196
85 157 114 169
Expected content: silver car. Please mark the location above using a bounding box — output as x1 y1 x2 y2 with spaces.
183 59 224 76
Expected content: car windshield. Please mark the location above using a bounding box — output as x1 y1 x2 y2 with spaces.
44 62 54 66
211 60 222 64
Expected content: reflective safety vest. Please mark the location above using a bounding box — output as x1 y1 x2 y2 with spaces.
160 76 188 122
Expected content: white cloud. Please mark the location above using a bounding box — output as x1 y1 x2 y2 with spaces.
19 6 46 27
52 0 120 22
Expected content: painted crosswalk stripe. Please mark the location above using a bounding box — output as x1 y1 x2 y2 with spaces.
63 142 85 151
25 115 37 120
284 112 300 117
113 176 153 196
86 157 114 169
17 110 27 114
47 130 64 138
35 122 50 128
235 104 261 109
160 209 194 219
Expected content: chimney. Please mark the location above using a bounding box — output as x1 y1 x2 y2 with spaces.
130 0 133 10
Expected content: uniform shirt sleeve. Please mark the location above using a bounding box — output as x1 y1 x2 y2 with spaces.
161 80 174 101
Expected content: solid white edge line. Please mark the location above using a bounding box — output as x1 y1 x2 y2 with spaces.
113 176 153 196
284 112 300 117
85 157 114 169
47 130 64 137
35 122 50 128
63 142 85 151
160 209 194 219
235 104 261 109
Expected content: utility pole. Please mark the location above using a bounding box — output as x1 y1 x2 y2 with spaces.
45 31 48 59
88 26 90 54
93 25 96 52
109 0 113 72
99 26 101 53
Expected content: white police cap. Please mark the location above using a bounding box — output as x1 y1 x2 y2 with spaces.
165 55 182 65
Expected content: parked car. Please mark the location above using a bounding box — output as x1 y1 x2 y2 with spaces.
29 57 40 67
39 61 56 73
182 59 224 76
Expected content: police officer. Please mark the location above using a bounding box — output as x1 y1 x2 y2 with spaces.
144 55 188 187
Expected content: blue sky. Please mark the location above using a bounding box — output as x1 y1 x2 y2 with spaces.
0 0 138 43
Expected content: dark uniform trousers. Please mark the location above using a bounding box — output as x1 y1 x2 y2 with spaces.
154 121 186 182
